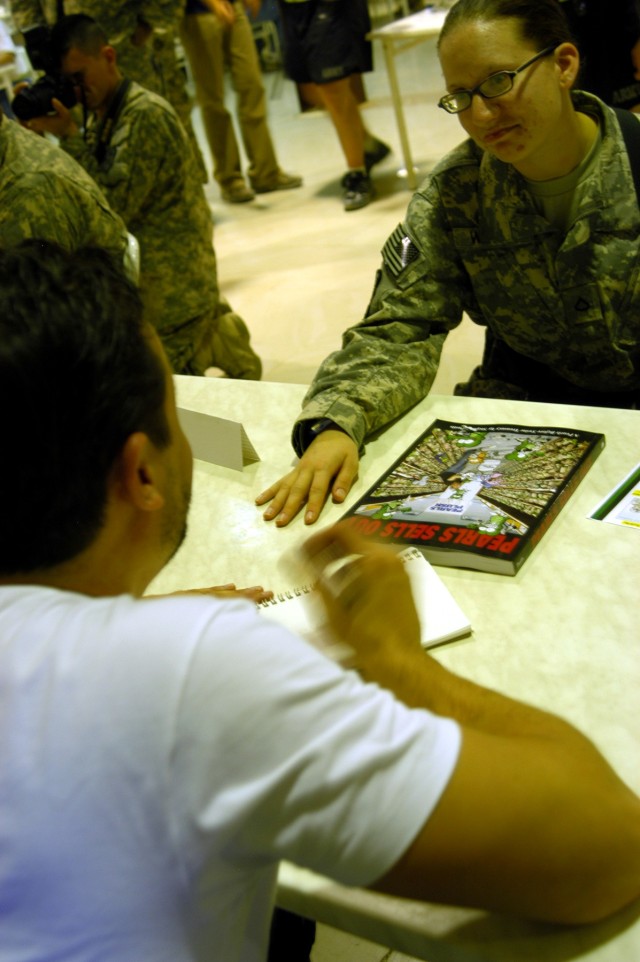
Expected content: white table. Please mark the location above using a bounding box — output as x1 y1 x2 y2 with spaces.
368 6 447 189
150 377 640 962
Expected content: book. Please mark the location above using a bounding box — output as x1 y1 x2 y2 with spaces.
258 547 471 654
589 462 640 528
341 419 605 575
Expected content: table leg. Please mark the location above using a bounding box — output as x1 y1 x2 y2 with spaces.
381 40 418 190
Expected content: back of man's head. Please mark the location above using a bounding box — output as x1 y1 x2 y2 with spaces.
50 13 108 66
0 241 169 575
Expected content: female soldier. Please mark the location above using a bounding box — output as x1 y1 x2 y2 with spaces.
258 0 640 527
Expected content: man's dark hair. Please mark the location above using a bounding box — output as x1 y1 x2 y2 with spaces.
0 240 170 574
50 13 109 66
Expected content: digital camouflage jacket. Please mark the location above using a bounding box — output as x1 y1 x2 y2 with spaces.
294 92 640 454
0 115 127 255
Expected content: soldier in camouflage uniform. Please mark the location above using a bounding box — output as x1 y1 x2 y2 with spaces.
9 0 207 178
30 14 260 377
256 0 640 527
0 110 127 255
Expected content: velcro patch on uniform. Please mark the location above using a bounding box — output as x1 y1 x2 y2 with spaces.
382 224 420 279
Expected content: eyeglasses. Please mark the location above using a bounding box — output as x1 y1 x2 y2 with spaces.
438 45 557 114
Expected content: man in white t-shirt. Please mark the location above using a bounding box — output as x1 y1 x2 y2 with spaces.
0 240 638 962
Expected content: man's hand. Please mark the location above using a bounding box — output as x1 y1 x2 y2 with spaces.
302 531 640 926
204 0 237 27
243 0 261 18
149 584 274 604
303 523 422 680
256 431 359 527
24 97 78 139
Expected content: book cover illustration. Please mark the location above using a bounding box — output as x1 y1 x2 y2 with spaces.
343 420 605 575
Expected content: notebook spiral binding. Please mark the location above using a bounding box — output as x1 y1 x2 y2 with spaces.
258 582 316 608
257 547 422 608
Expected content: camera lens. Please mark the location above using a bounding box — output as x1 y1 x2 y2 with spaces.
12 75 77 122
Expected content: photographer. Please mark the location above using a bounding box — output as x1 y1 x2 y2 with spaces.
23 12 262 379
10 1 207 173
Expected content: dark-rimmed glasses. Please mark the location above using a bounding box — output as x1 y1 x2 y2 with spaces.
438 45 557 114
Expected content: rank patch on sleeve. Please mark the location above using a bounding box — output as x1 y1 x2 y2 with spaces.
382 224 420 278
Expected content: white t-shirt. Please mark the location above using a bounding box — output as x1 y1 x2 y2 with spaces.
0 586 461 962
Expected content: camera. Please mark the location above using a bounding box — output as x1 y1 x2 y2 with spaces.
12 74 77 121
11 24 77 121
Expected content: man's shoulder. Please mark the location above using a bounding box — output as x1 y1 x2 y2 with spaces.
109 83 197 193
1 120 102 195
112 81 187 157
123 81 182 124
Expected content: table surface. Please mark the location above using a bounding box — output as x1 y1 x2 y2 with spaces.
150 377 640 962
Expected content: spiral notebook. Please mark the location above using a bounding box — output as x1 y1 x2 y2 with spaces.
258 547 471 652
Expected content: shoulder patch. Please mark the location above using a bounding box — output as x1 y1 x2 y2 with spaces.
382 223 421 279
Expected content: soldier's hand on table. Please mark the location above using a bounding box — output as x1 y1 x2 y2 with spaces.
24 98 78 139
256 431 359 527
149 585 274 603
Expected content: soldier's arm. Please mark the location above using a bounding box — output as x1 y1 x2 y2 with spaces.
258 190 469 527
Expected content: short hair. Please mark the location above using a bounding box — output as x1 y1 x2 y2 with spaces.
439 0 574 51
50 13 109 66
0 241 170 574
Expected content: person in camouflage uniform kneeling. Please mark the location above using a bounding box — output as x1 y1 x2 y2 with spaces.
23 12 260 378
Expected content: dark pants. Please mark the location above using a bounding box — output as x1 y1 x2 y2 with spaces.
455 330 640 408
267 908 316 962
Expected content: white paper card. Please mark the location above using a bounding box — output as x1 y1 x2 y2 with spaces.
177 407 260 471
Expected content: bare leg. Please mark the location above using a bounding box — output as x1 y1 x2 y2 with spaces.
312 76 367 169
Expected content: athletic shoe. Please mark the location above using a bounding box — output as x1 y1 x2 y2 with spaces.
341 170 372 211
364 138 391 172
252 171 303 193
221 182 255 203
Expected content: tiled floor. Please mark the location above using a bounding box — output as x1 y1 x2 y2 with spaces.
188 16 482 961
196 16 484 396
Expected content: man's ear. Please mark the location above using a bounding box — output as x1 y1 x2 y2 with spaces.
103 44 118 67
115 432 165 513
